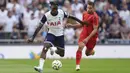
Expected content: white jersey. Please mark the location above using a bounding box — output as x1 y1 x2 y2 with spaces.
41 9 69 36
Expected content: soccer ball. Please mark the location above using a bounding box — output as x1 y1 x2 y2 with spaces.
52 60 62 70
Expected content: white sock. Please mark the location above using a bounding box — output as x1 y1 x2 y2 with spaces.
76 65 80 67
39 58 45 69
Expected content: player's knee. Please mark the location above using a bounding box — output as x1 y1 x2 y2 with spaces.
56 47 65 57
44 43 52 49
85 52 90 56
78 45 84 51
60 54 64 57
85 49 94 56
78 43 84 50
59 50 64 57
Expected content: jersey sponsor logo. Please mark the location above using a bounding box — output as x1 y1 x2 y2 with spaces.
47 21 61 26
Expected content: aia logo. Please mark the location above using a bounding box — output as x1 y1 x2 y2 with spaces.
47 21 61 26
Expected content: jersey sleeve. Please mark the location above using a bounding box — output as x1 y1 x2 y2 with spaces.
82 12 88 21
40 15 47 24
63 11 70 18
92 15 98 26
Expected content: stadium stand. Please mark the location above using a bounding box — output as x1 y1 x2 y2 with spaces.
0 0 130 44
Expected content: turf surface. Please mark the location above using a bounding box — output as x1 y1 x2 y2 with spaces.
0 59 130 73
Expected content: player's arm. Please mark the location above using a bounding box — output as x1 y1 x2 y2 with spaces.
66 23 83 28
68 15 88 26
28 15 47 42
64 11 88 26
86 24 98 40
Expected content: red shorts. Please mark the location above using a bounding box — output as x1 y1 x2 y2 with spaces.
78 34 97 50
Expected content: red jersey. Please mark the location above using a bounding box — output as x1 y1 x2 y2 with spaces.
78 12 99 49
81 11 99 39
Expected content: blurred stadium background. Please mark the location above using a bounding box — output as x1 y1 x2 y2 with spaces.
0 0 130 73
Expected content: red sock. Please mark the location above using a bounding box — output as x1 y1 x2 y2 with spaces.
76 50 82 65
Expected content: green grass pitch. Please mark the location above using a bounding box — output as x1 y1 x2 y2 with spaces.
0 59 130 73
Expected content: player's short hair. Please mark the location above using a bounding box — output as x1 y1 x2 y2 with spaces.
50 1 58 6
87 1 94 7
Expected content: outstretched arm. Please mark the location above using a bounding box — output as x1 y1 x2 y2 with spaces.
64 12 88 26
32 22 44 40
66 23 83 28
30 15 47 42
68 15 85 25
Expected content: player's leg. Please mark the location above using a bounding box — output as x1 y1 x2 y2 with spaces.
85 49 95 56
34 46 49 73
55 46 64 57
76 42 84 71
85 40 96 56
34 33 55 73
75 34 86 71
55 35 65 57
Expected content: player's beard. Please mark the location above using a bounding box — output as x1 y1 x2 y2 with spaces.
87 10 94 14
87 9 95 14
51 9 58 16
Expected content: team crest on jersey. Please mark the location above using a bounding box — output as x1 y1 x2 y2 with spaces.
47 21 61 26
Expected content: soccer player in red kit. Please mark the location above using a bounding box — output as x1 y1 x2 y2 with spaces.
76 1 99 71
67 1 99 71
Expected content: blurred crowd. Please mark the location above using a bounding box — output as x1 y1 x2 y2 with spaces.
0 0 130 44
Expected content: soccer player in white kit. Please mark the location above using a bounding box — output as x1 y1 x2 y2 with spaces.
28 1 87 73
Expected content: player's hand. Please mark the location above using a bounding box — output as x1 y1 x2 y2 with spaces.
27 38 34 43
83 38 89 44
65 24 73 28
